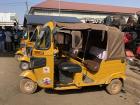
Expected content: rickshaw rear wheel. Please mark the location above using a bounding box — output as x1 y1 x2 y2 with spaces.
106 79 122 95
20 78 37 94
20 61 29 70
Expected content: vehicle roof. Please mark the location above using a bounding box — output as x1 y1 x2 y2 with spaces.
56 22 125 60
23 15 81 27
56 22 119 31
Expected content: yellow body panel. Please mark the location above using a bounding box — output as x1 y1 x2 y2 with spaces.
70 58 126 87
19 55 30 62
26 42 35 48
19 26 42 62
21 22 55 88
20 59 126 89
33 23 55 88
15 50 23 56
20 70 37 82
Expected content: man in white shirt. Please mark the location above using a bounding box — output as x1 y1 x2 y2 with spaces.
89 46 107 60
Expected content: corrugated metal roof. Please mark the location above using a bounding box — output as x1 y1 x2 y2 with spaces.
31 0 140 14
23 15 81 26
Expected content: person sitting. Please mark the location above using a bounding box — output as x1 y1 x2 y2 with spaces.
89 46 107 60
83 46 107 72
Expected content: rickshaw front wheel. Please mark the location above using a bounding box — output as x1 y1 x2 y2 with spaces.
20 78 37 94
106 79 122 95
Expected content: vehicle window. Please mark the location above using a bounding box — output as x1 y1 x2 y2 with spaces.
30 29 38 42
36 27 51 50
71 31 82 48
55 32 64 44
29 32 33 40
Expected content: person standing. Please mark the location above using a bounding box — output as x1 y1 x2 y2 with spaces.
5 29 12 52
13 30 19 51
0 28 6 53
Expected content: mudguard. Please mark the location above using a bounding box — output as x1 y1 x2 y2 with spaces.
19 56 30 62
15 50 23 55
20 70 37 82
105 72 126 84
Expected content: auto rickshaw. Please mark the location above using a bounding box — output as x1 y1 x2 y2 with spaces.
19 21 126 95
15 32 29 59
18 25 43 70
15 26 42 61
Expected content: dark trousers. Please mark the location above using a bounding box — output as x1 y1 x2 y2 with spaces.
6 42 12 52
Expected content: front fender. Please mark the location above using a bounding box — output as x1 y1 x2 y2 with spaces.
19 56 30 62
105 72 126 84
16 50 23 55
20 70 37 82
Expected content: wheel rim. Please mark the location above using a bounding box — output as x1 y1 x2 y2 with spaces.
24 81 35 92
22 62 29 70
111 83 121 93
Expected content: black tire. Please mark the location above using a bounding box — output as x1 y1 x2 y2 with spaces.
106 79 122 95
20 61 29 70
20 78 37 94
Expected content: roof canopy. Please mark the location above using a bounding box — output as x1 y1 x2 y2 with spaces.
23 15 81 27
56 23 116 31
56 23 125 60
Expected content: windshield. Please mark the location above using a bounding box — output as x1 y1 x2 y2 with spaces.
35 27 51 50
30 29 38 42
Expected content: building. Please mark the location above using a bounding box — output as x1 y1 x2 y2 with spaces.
0 13 18 26
29 0 140 23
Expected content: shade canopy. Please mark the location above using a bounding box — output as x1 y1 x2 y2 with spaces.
56 23 125 60
23 15 81 27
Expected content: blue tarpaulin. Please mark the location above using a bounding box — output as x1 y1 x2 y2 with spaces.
24 15 81 27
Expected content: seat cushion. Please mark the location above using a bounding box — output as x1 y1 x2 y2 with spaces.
58 62 82 73
83 60 100 72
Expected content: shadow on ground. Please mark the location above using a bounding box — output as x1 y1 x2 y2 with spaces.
0 52 15 57
129 66 140 75
44 85 107 95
